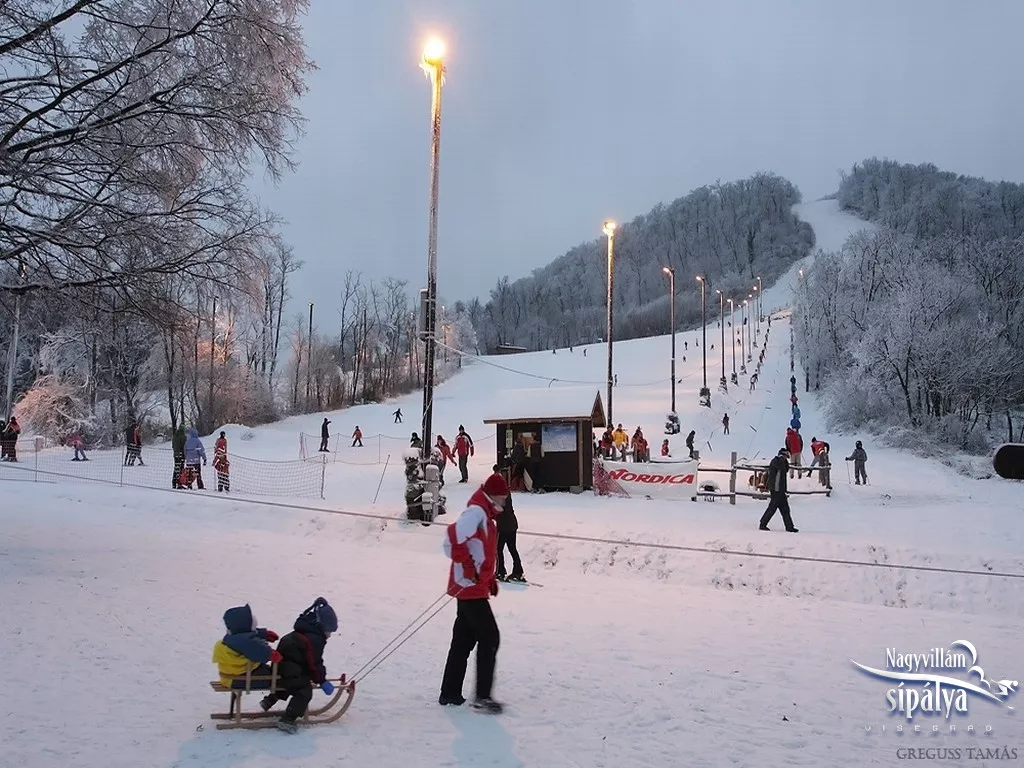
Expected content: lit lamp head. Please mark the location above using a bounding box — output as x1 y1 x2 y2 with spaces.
420 38 446 78
662 266 673 276
602 220 616 238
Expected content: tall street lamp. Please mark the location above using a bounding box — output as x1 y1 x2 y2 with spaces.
756 275 763 333
728 297 737 383
209 295 218 429
752 284 760 341
603 219 617 424
696 275 710 407
419 37 445 460
715 289 726 392
662 266 676 414
747 294 754 361
740 299 748 375
306 301 314 406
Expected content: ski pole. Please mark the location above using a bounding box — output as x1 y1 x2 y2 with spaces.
846 460 852 484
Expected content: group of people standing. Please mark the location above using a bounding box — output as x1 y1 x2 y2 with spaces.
596 424 651 462
171 426 230 492
409 426 476 485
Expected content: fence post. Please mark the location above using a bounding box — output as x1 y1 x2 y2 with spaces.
33 442 38 483
729 451 737 505
320 453 326 500
378 434 381 465
119 455 125 487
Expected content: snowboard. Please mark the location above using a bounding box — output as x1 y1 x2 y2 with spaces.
993 443 1024 480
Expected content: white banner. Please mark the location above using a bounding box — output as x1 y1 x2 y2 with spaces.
593 458 699 499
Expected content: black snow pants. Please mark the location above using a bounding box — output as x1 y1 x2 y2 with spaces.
440 598 500 701
759 491 795 531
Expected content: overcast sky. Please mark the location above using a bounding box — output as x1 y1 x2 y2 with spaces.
253 0 1024 325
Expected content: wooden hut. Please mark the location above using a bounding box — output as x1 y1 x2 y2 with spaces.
483 387 606 492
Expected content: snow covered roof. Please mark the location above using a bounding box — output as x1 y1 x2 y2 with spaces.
483 386 605 427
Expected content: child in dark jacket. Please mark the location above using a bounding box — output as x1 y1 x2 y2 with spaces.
211 604 282 688
261 597 339 733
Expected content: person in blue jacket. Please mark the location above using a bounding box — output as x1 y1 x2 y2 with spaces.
211 604 282 688
184 427 207 489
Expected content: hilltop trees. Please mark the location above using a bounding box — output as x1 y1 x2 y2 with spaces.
472 172 815 352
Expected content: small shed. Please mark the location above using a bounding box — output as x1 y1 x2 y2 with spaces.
483 386 606 492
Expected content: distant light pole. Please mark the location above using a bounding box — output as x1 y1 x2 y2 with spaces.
209 295 218 428
715 289 726 392
662 266 676 413
747 294 754 361
419 37 446 460
604 219 617 424
728 297 737 383
306 301 314 406
696 275 710 407
756 275 763 333
740 300 748 375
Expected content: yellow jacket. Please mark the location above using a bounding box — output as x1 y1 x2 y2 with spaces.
212 640 260 686
612 429 628 448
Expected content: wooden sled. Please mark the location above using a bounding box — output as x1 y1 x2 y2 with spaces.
209 665 355 730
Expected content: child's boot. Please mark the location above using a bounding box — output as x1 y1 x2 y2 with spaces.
276 718 298 734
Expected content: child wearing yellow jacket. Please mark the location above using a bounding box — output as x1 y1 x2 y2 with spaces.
212 604 282 689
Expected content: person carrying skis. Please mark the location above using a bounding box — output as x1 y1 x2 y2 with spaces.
319 418 331 452
261 597 339 734
213 431 230 492
722 414 730 434
439 471 509 713
351 426 363 447
759 448 798 533
846 440 868 485
455 425 475 483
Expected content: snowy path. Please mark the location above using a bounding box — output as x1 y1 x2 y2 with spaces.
2 491 1020 768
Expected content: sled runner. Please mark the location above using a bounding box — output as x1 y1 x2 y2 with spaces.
208 667 356 730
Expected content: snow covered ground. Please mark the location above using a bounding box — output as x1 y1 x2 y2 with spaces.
2 200 1022 767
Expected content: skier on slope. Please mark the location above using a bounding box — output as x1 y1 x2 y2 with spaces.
846 441 868 485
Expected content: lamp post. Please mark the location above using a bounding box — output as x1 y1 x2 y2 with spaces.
747 294 754 361
306 301 314 406
419 37 445 460
752 284 760 341
209 295 217 429
740 300 748 374
696 275 710 407
756 275 763 334
662 266 676 413
4 257 26 419
715 289 726 391
728 297 737 383
603 220 617 424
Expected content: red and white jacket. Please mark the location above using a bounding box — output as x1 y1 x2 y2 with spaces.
443 487 500 599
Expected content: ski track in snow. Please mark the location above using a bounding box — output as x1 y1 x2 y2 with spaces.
2 200 1022 768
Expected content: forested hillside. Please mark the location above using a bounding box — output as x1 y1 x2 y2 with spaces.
466 172 815 352
795 159 1024 451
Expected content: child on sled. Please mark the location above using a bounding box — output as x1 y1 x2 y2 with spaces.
211 604 282 689
259 597 339 734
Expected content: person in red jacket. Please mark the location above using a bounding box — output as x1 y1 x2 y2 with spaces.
785 427 804 479
454 425 475 483
438 471 508 714
435 435 456 487
213 431 230 492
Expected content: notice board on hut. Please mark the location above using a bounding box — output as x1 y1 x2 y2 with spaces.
483 386 606 492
